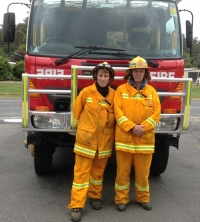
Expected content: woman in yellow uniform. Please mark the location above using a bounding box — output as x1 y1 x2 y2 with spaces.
114 56 161 211
68 62 115 222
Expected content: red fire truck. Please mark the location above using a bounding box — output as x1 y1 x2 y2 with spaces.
3 0 193 176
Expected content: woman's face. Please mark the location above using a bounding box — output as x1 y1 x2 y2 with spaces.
131 68 145 83
96 69 110 87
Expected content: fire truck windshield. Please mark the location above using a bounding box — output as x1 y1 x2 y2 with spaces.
28 0 181 59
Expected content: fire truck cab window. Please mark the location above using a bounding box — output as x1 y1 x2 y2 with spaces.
29 0 181 59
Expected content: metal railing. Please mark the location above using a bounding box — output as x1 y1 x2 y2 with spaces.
22 65 192 134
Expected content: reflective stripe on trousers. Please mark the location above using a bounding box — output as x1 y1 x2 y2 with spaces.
115 150 152 204
68 152 108 209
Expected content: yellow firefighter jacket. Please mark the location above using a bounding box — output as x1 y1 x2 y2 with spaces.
73 83 115 159
114 82 161 154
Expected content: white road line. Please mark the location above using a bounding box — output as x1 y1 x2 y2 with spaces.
3 119 22 123
0 117 21 120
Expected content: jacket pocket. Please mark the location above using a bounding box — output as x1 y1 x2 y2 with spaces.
115 127 132 144
76 125 96 146
141 99 153 116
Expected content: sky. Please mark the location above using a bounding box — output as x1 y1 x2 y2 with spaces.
0 0 199 38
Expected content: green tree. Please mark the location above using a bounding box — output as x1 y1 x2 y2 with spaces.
0 28 9 57
14 23 27 48
182 35 190 55
0 56 14 80
182 35 200 68
0 16 28 61
184 62 192 68
11 44 26 62
12 60 25 80
0 48 8 58
10 22 27 62
106 32 124 46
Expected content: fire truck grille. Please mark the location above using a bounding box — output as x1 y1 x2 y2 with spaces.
45 87 82 112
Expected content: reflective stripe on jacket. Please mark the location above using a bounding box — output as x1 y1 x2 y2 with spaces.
114 82 161 153
73 83 115 158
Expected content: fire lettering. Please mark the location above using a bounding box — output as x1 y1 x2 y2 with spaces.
150 71 175 78
36 69 64 75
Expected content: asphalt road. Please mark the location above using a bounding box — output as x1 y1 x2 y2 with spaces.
0 99 200 222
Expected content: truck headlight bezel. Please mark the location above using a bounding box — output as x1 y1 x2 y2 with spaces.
31 113 67 129
156 117 180 131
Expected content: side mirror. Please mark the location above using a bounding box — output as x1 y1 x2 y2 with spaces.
186 20 193 48
3 13 16 42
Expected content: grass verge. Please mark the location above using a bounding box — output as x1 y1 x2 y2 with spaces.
0 81 22 98
191 83 200 99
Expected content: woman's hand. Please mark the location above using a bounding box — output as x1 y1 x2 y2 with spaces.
131 125 145 136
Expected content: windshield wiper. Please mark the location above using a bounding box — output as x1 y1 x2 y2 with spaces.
55 46 125 66
55 46 159 68
75 46 124 51
146 60 159 68
81 51 134 59
78 51 159 68
55 48 89 65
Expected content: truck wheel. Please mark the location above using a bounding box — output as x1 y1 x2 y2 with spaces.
150 144 169 175
34 145 52 175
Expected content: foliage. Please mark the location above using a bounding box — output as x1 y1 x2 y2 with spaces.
184 63 192 68
12 61 25 80
11 46 26 62
0 56 14 80
0 48 8 58
0 29 9 58
183 52 190 60
106 32 123 47
190 57 195 66
182 35 200 68
0 16 27 62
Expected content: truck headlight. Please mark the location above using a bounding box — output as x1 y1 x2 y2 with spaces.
32 113 66 129
156 117 179 131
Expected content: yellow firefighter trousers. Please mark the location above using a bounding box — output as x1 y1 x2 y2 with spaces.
115 150 152 204
68 152 109 209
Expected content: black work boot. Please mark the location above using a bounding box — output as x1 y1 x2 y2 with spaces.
70 208 82 222
116 203 126 212
138 202 152 210
89 198 102 210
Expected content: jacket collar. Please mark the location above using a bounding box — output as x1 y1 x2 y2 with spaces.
91 83 113 103
128 78 147 89
126 80 148 98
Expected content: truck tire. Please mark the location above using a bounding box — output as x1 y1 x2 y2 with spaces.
150 144 169 175
34 145 52 175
